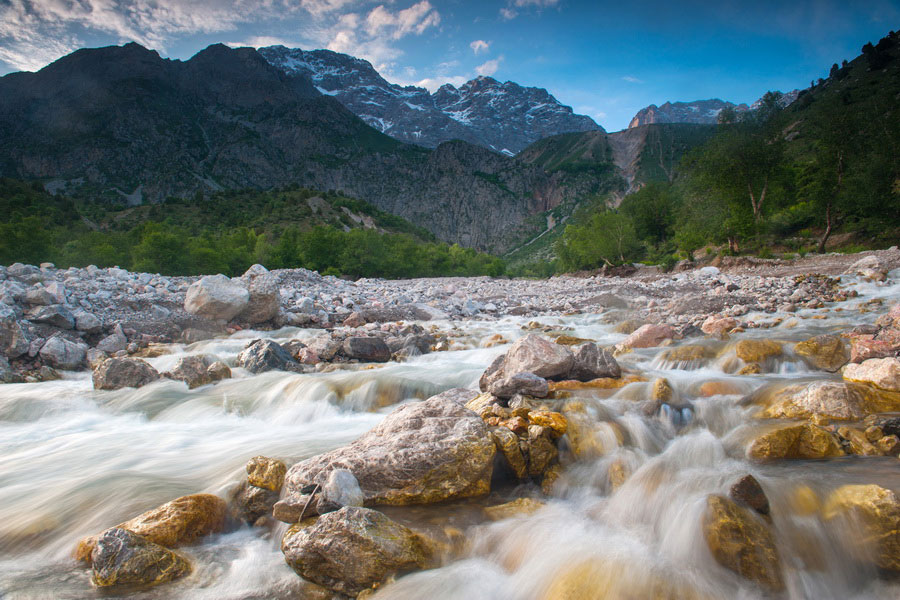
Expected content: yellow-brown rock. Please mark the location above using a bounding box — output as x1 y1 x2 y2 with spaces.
735 339 783 363
697 380 742 397
483 497 546 521
608 458 629 491
554 335 593 346
528 411 568 438
490 426 528 480
659 345 714 365
878 434 900 455
747 423 844 460
702 495 784 591
540 558 708 600
822 484 900 571
246 456 287 492
548 374 645 392
789 485 821 516
759 380 900 422
651 378 674 403
837 426 880 456
738 363 762 375
541 464 562 495
794 335 849 372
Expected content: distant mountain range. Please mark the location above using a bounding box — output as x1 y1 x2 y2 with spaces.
628 91 801 128
259 46 602 155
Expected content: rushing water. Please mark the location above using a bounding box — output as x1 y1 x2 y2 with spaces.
1 273 899 600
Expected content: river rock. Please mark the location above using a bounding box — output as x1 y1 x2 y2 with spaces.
91 528 191 589
96 325 128 354
108 493 227 550
747 423 843 460
735 339 783 363
701 315 738 337
230 481 280 525
490 425 528 480
793 335 849 372
24 287 56 305
184 274 249 321
568 343 621 381
236 339 299 374
483 497 545 521
246 456 287 491
342 337 391 363
617 323 676 349
488 372 549 399
92 357 161 390
167 355 221 389
729 474 770 516
74 311 103 333
39 336 88 370
318 468 365 513
822 484 900 571
843 357 900 392
28 304 75 329
274 396 495 522
846 255 888 281
702 495 784 591
0 356 14 382
237 267 279 324
479 334 574 391
0 313 29 358
760 381 873 421
281 506 432 596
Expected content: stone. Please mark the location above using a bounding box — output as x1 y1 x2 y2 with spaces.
568 342 621 381
28 304 75 329
237 339 299 374
524 427 558 477
206 361 231 383
822 484 900 571
846 255 888 281
701 315 739 337
488 371 549 399
617 323 676 349
651 378 674 403
483 498 545 521
38 336 87 370
479 334 574 391
702 495 783 591
760 381 877 421
729 475 770 516
794 335 849 372
184 274 250 321
0 355 14 382
281 506 432 596
246 456 287 491
540 558 706 600
318 468 364 513
735 339 782 363
659 344 714 367
528 411 568 438
230 481 279 525
747 423 843 460
849 336 895 363
275 396 495 522
74 311 103 333
490 426 528 480
92 358 161 390
843 357 900 392
24 287 56 305
237 270 279 324
91 528 191 589
168 355 217 389
698 381 742 397
97 326 128 354
342 337 391 363
0 314 29 358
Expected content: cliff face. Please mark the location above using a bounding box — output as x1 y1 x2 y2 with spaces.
628 99 748 128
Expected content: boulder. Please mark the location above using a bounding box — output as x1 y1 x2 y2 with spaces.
342 337 391 363
184 275 249 321
617 323 676 349
822 484 900 571
849 336 895 363
91 528 191 589
230 481 279 525
701 315 739 337
488 372 549 399
490 426 528 480
846 255 888 281
246 456 287 492
843 357 900 392
702 495 784 591
0 355 14 383
24 287 56 305
729 474 770 516
237 269 279 324
236 339 299 374
28 304 75 329
318 468 365 513
735 339 783 363
479 334 574 391
92 358 161 390
483 497 545 521
96 325 128 354
794 335 849 372
0 314 29 358
206 361 231 383
74 311 103 333
167 355 218 389
568 343 621 381
747 423 843 460
760 381 876 421
275 396 495 522
39 336 87 370
281 506 432 596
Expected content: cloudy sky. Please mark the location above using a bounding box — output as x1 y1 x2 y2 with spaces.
1 0 897 131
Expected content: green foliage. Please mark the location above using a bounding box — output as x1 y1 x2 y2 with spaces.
556 210 642 271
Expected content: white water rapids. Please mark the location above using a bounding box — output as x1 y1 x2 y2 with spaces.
1 274 899 599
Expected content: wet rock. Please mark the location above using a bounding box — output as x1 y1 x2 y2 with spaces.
794 335 849 372
206 361 231 383
38 336 88 370
488 371 549 399
92 358 161 390
528 410 568 438
490 426 528 480
541 558 704 600
568 342 620 381
167 355 216 389
822 484 900 571
230 481 279 525
281 506 432 596
318 468 364 513
237 339 299 374
247 456 287 492
617 323 676 349
0 313 30 358
184 274 250 321
735 339 782 363
97 325 128 354
760 381 876 421
237 267 279 324
701 315 738 337
729 475 770 516
524 426 558 477
747 423 843 460
846 255 888 281
843 357 900 392
342 336 391 363
483 497 545 521
702 495 784 591
479 334 574 391
697 380 742 397
275 396 495 522
651 377 674 403
659 344 714 367
91 527 191 589
849 336 895 363
27 304 75 329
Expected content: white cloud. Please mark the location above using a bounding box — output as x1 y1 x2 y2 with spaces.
470 39 489 54
416 75 468 92
298 0 358 17
513 0 560 6
500 0 559 20
227 35 304 48
475 55 503 77
499 8 518 20
364 1 440 40
622 75 643 83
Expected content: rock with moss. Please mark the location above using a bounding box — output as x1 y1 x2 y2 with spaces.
822 484 900 571
747 423 843 460
90 528 191 589
793 334 849 372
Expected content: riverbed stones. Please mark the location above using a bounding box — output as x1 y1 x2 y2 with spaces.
843 357 900 392
729 475 770 516
92 357 160 390
822 484 900 571
90 528 191 589
568 342 621 380
488 371 549 399
760 381 873 421
490 426 528 480
735 339 783 364
184 274 249 321
275 396 495 522
236 267 279 324
702 495 784 591
794 335 849 372
237 339 299 374
617 323 676 349
747 423 843 460
28 304 75 329
38 336 87 370
342 336 391 363
479 334 574 391
166 355 229 388
247 456 287 491
281 506 432 596
701 315 739 337
112 494 227 549
230 481 280 525
318 468 365 513
0 313 29 358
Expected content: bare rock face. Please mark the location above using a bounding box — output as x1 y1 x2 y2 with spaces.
281 506 432 596
92 357 160 390
237 339 299 374
0 313 30 358
488 372 549 399
480 334 574 391
342 337 391 363
274 396 495 522
184 275 250 322
91 528 191 589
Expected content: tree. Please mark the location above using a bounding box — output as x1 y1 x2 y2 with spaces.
557 211 641 270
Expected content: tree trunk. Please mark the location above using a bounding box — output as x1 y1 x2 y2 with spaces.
817 204 833 254
818 150 843 254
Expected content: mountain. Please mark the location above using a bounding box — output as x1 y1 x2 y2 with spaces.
628 91 801 128
259 45 602 154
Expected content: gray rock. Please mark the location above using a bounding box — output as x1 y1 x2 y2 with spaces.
318 469 364 514
488 371 549 399
97 325 128 354
167 355 217 389
237 269 279 324
342 336 391 363
237 339 298 374
24 287 56 305
93 357 161 390
275 396 495 522
479 334 574 391
0 313 29 358
428 387 480 405
0 355 14 383
74 311 103 333
39 336 88 370
91 527 191 588
28 305 75 329
183 274 250 321
568 342 621 381
229 481 279 525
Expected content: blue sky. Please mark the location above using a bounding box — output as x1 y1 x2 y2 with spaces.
1 0 898 131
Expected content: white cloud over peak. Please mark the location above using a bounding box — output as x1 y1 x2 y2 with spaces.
475 55 503 76
470 39 489 54
365 2 441 40
415 75 468 91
